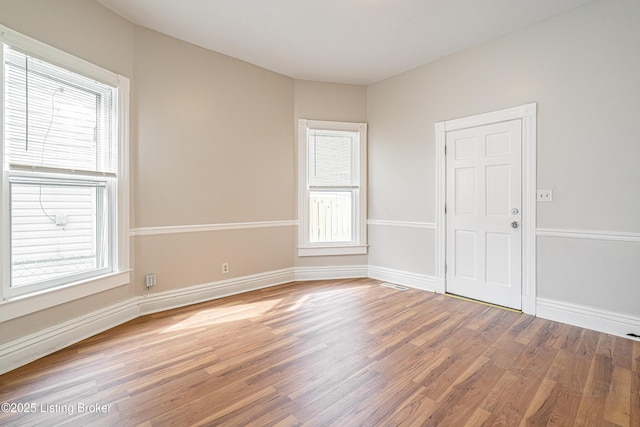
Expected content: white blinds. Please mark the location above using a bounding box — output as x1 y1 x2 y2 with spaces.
307 129 358 187
3 45 118 175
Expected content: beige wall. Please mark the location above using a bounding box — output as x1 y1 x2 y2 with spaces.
134 28 295 227
293 80 368 267
133 27 296 291
367 0 640 316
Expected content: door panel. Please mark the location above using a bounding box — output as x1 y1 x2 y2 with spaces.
446 120 522 309
486 164 510 215
454 230 477 279
485 232 510 285
455 168 476 215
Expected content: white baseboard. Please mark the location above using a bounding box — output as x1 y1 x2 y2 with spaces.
537 297 640 340
294 265 368 281
0 299 139 375
139 268 295 315
367 265 436 292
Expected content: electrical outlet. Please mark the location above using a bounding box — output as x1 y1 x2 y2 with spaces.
55 214 68 226
221 262 230 274
536 189 553 202
145 274 156 288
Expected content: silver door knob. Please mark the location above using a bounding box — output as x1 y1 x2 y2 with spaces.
511 221 519 229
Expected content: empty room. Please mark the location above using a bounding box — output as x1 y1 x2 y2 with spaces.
0 0 639 425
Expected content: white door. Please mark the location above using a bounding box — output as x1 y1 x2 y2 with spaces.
446 119 522 309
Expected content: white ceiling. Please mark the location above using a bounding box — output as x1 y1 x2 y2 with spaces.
96 0 593 85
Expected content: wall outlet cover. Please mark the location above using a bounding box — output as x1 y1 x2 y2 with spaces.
536 189 553 202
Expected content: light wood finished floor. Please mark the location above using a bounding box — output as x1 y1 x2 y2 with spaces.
1 278 639 426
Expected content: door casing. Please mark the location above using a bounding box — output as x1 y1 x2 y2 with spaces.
434 103 537 315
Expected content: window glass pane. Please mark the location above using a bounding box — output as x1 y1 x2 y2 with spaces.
309 191 352 243
10 180 109 287
308 130 357 187
4 46 118 173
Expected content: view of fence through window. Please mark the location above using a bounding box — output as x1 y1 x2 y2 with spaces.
309 191 352 242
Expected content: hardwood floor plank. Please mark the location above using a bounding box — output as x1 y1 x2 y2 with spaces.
613 336 634 370
632 342 640 372
193 386 287 427
546 349 592 394
597 333 617 359
282 352 370 402
426 360 505 426
512 336 559 378
630 369 640 427
515 317 548 345
383 387 439 427
482 324 527 370
463 305 502 331
574 329 601 360
411 346 455 384
603 365 632 426
536 385 583 426
464 407 494 426
557 324 584 353
574 354 615 426
1 278 638 426
435 355 491 402
271 414 300 427
330 374 420 426
518 377 558 427
292 367 381 422
408 310 459 347
481 370 543 426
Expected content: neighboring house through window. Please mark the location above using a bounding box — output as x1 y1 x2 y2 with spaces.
298 119 367 256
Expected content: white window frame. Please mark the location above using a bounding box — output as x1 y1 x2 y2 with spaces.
0 26 130 320
298 119 367 256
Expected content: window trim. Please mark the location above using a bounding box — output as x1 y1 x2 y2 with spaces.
0 25 130 313
297 119 367 256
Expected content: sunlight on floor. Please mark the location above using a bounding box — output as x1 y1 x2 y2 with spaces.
161 284 372 333
163 299 282 332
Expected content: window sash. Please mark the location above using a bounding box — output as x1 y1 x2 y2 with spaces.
3 44 118 175
7 174 114 297
307 129 359 188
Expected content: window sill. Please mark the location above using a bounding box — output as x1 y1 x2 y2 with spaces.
298 245 368 257
0 270 131 322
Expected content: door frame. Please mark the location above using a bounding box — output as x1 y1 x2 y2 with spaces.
434 103 537 315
